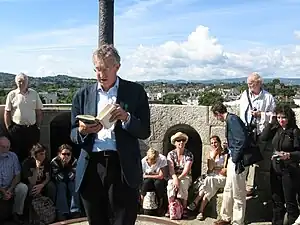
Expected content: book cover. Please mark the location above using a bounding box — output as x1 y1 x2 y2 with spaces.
76 104 117 129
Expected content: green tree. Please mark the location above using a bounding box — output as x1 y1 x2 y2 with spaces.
198 91 224 106
272 79 281 85
162 93 182 105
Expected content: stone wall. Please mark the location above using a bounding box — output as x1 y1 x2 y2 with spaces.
1 104 300 175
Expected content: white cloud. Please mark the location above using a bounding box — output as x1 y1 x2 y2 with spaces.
295 30 300 39
1 24 300 81
119 26 300 80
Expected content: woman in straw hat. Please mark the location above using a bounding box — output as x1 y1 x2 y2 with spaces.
166 131 193 218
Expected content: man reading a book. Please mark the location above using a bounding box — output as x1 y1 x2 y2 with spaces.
70 44 151 225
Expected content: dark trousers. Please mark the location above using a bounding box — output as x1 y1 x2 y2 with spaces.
8 123 40 163
140 178 166 199
79 151 139 225
270 163 300 225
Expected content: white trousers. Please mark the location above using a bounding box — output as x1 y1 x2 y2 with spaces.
200 174 226 201
220 158 248 225
167 176 192 200
293 215 300 225
13 182 28 215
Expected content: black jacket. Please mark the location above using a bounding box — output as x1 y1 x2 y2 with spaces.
50 156 77 182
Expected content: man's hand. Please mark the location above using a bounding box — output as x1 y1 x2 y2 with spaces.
251 110 261 118
31 184 44 196
279 152 290 160
78 120 103 135
3 190 13 200
109 104 129 122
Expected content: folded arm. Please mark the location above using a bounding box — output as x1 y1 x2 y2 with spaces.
50 159 64 182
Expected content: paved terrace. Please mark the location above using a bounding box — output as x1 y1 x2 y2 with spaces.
48 215 272 225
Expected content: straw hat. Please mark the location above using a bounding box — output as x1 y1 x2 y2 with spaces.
170 132 188 145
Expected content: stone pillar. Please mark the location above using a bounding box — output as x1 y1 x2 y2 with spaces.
98 0 114 46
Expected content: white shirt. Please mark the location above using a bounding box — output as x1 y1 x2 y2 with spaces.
239 89 276 134
92 77 130 152
5 88 43 125
141 154 167 174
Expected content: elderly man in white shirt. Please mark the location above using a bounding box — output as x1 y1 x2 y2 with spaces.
239 72 276 197
4 73 43 163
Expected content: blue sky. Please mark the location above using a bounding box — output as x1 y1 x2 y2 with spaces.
0 0 300 80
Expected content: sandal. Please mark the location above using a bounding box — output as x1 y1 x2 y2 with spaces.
196 212 204 221
165 210 170 217
187 202 197 211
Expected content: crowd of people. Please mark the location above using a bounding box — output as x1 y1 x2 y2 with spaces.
1 44 300 225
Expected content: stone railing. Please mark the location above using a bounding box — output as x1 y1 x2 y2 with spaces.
2 104 300 174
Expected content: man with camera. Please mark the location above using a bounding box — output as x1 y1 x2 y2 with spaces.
239 72 276 198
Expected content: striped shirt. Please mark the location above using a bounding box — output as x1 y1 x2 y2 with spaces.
50 156 77 182
0 151 21 188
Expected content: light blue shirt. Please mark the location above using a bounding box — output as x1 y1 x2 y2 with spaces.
92 77 130 152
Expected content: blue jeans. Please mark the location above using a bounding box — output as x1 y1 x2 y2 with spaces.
56 180 81 215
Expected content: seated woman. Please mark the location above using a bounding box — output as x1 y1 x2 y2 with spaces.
140 148 167 212
22 143 56 203
166 132 193 218
188 135 228 220
50 144 81 220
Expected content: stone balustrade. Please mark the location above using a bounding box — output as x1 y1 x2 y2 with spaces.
1 104 300 174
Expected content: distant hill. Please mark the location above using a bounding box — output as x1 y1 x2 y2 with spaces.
141 77 300 85
1 72 300 85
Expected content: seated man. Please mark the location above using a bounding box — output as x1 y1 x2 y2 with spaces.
0 136 28 223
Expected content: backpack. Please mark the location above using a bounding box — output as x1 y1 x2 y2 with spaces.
142 191 158 216
169 198 183 220
31 195 56 225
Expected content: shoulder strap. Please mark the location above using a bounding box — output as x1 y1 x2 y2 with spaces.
245 89 254 127
246 89 253 109
223 154 228 168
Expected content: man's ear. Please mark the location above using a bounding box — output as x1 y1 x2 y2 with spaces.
115 64 121 71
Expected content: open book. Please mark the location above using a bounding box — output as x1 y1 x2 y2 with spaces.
76 104 117 129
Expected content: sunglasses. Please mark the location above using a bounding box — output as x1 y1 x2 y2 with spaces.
61 153 71 156
176 139 186 142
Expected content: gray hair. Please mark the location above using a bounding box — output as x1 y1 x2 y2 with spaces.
92 44 121 65
0 136 10 143
15 72 28 84
248 72 263 84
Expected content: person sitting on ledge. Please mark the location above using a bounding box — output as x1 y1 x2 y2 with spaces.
51 144 81 221
140 148 167 214
188 135 228 221
0 136 28 224
166 132 193 219
22 143 56 204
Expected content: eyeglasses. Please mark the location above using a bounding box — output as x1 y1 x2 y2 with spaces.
61 153 71 156
176 139 186 142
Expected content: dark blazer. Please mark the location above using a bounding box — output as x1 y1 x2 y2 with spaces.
70 77 151 192
225 113 248 173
